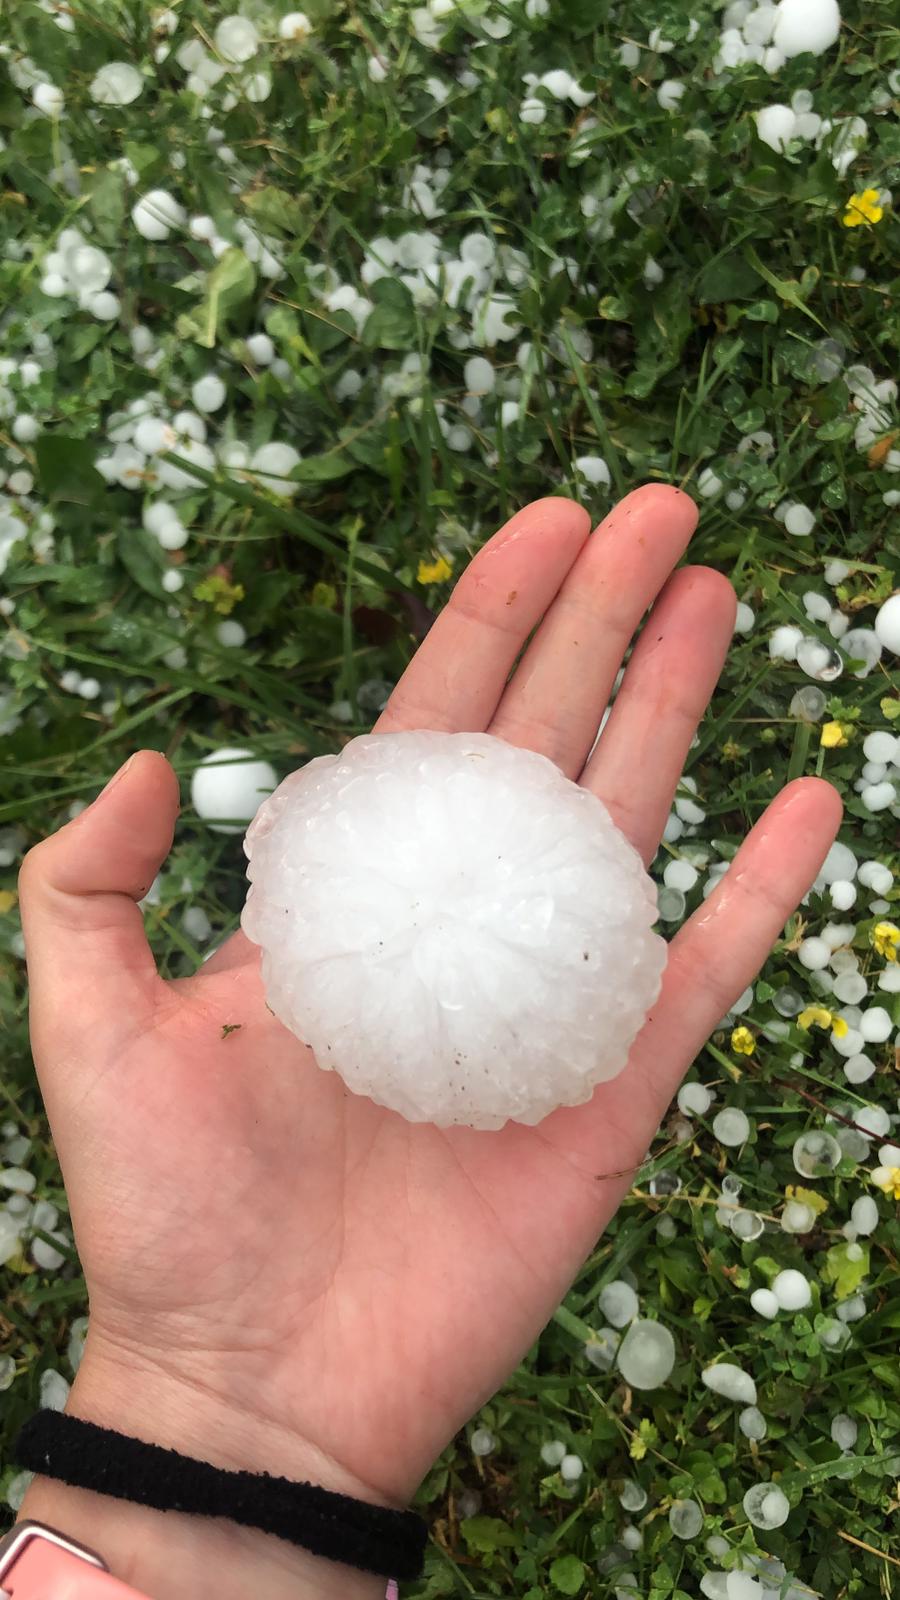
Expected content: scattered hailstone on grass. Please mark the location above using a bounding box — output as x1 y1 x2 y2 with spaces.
756 105 796 152
793 1129 841 1176
39 1368 71 1411
132 189 186 241
599 1280 639 1327
241 732 666 1128
470 1427 494 1456
874 595 900 654
541 1439 567 1467
280 11 312 40
192 747 277 834
249 442 301 495
713 1108 750 1147
658 80 685 111
669 1499 703 1539
772 0 840 56
739 1405 767 1440
751 1287 779 1318
619 1479 648 1512
772 1268 811 1310
702 1362 757 1405
783 502 816 536
616 1319 676 1390
830 1413 858 1450
560 1454 584 1482
89 62 143 105
575 455 611 487
192 374 226 413
214 15 259 62
743 1481 790 1530
678 1081 712 1117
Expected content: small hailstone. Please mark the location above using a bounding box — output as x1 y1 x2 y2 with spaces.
702 1362 757 1405
796 637 842 681
756 104 796 151
32 1230 69 1270
698 467 723 499
560 1453 584 1481
830 880 856 912
242 733 666 1128
39 1368 71 1411
734 602 755 634
784 502 816 536
541 1439 567 1467
793 1130 841 1177
216 619 246 648
790 685 827 722
132 189 186 240
803 591 831 623
731 1210 764 1241
874 595 900 654
713 1108 750 1147
781 1200 815 1233
214 15 259 62
658 79 685 111
825 559 849 585
841 628 882 678
280 12 312 40
575 455 611 487
33 82 65 116
739 1405 767 1440
192 747 277 835
464 356 495 395
584 1327 620 1369
769 624 803 662
619 1479 647 1512
616 1319 676 1389
859 1006 892 1042
772 1268 811 1310
830 1412 858 1450
772 0 840 58
798 937 829 970
246 333 275 366
843 1054 874 1085
90 62 143 105
162 569 184 595
250 442 302 495
861 781 896 813
743 1481 790 1530
599 1280 639 1327
669 1499 703 1539
470 1426 494 1456
678 1082 712 1117
819 840 857 884
750 1287 779 1318
618 41 641 67
863 731 898 764
850 1195 878 1235
78 678 101 701
0 1168 36 1194
858 860 893 895
192 374 227 413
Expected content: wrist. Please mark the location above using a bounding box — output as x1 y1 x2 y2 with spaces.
16 1343 401 1600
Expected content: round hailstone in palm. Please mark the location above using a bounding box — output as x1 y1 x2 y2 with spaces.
241 731 666 1129
193 748 277 834
615 1319 676 1389
772 0 841 57
90 62 144 105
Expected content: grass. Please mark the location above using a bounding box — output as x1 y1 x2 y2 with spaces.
1 0 899 1595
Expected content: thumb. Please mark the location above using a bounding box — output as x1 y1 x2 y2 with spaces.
19 750 180 1057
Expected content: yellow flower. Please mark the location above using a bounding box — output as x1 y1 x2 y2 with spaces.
798 1005 832 1031
871 1166 900 1200
873 922 900 962
843 188 884 228
731 1026 755 1056
417 555 453 585
831 1016 849 1039
820 721 849 749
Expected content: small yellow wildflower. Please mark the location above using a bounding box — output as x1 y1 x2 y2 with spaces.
820 721 849 749
873 922 900 962
731 1026 755 1056
832 1016 849 1039
417 555 453 585
871 1165 900 1200
843 188 884 228
798 1005 832 1031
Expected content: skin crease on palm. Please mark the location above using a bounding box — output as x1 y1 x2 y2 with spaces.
16 484 842 1596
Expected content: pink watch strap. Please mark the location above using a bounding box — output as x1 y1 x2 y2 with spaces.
0 1522 151 1599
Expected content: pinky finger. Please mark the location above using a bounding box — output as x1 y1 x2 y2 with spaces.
627 777 843 1120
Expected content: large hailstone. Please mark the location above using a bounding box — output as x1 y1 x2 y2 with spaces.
241 731 666 1129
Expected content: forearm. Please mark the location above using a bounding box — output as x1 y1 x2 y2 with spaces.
16 1346 395 1600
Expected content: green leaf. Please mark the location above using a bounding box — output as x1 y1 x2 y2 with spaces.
460 1516 518 1556
177 248 257 348
291 451 356 484
744 247 828 330
361 279 416 350
33 436 105 505
242 186 306 237
550 1554 586 1594
695 253 762 304
116 530 167 600
822 1241 870 1300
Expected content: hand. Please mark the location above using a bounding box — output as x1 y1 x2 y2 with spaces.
18 485 840 1599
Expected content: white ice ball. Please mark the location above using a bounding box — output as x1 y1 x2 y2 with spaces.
756 104 797 152
90 62 144 105
241 731 666 1130
772 0 841 58
874 594 900 654
192 748 277 834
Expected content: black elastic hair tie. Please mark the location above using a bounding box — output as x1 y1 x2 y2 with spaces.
14 1409 427 1581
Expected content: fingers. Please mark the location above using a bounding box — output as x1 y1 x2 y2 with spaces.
583 566 737 864
18 751 179 1058
488 485 698 775
375 497 591 735
627 777 843 1129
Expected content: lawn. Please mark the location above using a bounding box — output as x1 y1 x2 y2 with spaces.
1 0 899 1595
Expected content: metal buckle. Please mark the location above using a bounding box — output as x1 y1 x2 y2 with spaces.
0 1521 109 1596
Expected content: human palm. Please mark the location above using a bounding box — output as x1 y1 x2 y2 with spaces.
20 486 840 1519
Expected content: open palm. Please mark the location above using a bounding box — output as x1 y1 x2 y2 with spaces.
20 487 840 1538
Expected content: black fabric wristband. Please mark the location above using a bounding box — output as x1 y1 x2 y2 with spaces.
13 1410 427 1582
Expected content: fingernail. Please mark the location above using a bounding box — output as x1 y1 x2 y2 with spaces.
95 752 139 804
